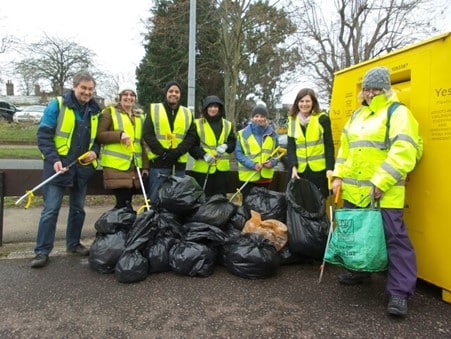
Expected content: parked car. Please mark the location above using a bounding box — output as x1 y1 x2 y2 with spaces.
13 105 46 123
0 101 19 123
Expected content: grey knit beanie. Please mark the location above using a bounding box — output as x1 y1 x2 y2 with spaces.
362 66 391 90
251 104 268 118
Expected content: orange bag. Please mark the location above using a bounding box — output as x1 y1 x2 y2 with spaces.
242 210 288 251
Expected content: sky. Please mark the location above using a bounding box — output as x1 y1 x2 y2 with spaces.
0 0 151 93
1 0 450 104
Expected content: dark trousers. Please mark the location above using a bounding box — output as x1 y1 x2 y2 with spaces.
112 188 134 209
190 170 230 198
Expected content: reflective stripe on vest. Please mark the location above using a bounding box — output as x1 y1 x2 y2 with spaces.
287 113 326 171
147 103 192 162
237 130 275 182
192 118 232 173
100 107 144 170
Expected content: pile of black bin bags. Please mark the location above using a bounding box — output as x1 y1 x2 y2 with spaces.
88 175 329 283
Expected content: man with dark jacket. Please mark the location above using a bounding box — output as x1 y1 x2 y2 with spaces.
142 80 196 204
31 71 101 268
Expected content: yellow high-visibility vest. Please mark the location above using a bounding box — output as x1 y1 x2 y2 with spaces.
53 97 98 168
100 106 144 170
192 118 232 173
237 130 275 182
287 113 326 172
146 103 193 163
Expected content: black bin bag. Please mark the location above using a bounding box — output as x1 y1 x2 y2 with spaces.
223 233 280 279
187 194 236 229
158 175 205 216
285 178 329 260
115 210 159 283
169 240 217 277
244 187 287 223
89 230 127 274
94 207 136 234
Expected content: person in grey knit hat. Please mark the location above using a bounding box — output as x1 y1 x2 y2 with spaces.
362 66 391 90
331 65 421 318
234 102 279 199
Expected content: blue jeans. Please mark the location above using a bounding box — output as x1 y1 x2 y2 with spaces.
149 168 185 204
34 183 87 255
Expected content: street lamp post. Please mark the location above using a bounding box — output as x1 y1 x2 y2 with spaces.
187 0 196 113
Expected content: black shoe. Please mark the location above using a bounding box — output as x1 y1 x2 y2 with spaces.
31 254 49 268
387 296 408 317
67 244 89 256
338 271 371 285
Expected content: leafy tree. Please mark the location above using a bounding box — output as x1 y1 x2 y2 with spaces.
291 0 445 103
137 0 298 123
136 0 223 115
14 34 95 95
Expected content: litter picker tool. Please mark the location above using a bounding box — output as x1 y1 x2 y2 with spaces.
202 152 220 191
129 142 151 212
229 146 286 203
15 151 93 208
318 178 341 283
203 162 212 191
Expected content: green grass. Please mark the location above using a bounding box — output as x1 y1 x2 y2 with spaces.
0 147 41 159
0 122 40 158
0 121 38 143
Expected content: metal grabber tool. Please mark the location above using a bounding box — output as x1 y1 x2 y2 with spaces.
318 177 341 283
15 151 93 208
229 146 287 203
129 142 151 213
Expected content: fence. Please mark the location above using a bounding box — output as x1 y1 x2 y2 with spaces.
0 169 288 246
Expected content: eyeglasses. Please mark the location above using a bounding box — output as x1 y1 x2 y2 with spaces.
363 88 384 95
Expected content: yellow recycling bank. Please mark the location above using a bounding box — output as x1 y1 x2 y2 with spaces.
329 32 451 303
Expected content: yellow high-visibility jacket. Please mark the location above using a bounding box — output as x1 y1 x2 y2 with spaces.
237 129 276 182
54 97 98 168
100 106 144 170
146 103 192 163
287 112 327 172
333 93 419 208
192 118 232 173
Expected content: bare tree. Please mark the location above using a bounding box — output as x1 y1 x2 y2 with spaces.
216 0 299 123
14 34 95 95
291 0 444 103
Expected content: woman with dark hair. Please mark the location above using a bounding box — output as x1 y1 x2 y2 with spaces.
189 95 236 197
286 88 335 198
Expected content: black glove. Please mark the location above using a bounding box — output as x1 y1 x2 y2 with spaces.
164 149 179 164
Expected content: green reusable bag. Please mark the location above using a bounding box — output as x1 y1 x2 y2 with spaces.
324 206 388 272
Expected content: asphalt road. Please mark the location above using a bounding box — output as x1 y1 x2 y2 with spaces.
0 255 449 338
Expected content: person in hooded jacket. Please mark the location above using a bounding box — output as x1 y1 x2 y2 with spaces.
189 95 236 197
142 80 197 204
234 103 279 199
97 84 149 210
31 71 101 268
